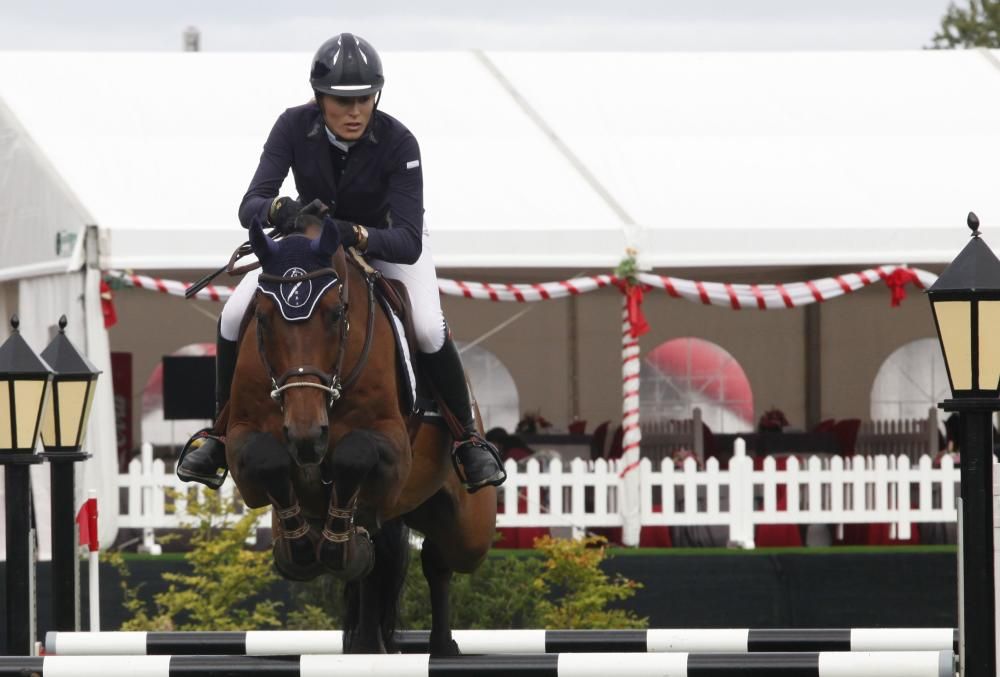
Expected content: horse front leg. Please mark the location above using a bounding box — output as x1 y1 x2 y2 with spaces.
238 432 321 580
318 430 385 580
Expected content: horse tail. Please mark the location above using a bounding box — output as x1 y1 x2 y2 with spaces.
342 518 411 652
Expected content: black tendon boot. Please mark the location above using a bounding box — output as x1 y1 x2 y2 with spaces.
176 326 237 489
419 335 506 493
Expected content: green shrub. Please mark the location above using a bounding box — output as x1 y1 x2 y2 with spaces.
119 491 282 631
115 491 645 632
287 534 644 631
399 549 544 629
532 535 647 629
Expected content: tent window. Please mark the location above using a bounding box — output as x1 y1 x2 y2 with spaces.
640 337 753 433
870 337 948 422
456 342 519 433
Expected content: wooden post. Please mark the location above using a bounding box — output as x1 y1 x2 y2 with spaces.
693 407 704 465
927 406 940 458
805 304 822 430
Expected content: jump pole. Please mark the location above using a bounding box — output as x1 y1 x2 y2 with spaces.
0 651 955 677
45 628 958 656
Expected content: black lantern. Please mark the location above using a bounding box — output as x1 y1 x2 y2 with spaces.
40 315 101 453
0 315 52 453
927 211 1000 677
39 315 101 634
0 314 50 655
927 212 1000 398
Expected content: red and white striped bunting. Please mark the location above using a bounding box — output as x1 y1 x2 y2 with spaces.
106 265 937 309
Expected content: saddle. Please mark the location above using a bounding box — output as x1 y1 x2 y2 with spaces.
345 250 426 416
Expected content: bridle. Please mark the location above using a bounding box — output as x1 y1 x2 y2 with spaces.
255 260 377 410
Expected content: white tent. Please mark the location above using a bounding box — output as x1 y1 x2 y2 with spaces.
3 48 1000 548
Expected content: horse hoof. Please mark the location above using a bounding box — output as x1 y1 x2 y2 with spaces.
345 634 387 654
272 555 325 582
430 638 461 657
273 537 322 582
319 529 374 581
287 534 317 568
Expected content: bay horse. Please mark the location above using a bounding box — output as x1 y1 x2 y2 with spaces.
223 215 496 654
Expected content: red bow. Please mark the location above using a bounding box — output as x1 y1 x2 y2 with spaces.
100 279 118 328
626 283 650 339
885 268 920 307
76 496 99 552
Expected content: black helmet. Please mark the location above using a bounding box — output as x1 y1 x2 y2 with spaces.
310 33 384 97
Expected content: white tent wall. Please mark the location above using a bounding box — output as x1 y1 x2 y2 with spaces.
0 94 89 281
0 264 119 561
0 281 12 339
487 49 1000 267
3 50 1000 273
0 51 623 273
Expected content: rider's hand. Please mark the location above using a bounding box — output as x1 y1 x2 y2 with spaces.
300 199 330 217
270 197 303 234
323 216 360 248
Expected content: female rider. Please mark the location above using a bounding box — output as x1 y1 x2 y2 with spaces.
177 33 505 494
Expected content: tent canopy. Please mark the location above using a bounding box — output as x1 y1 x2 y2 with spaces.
2 49 1000 278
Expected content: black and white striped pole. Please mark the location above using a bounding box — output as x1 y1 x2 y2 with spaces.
927 212 1000 677
0 651 956 677
43 628 959 656
0 315 52 655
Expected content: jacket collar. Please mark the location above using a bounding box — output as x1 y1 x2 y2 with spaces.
306 108 380 146
307 109 381 195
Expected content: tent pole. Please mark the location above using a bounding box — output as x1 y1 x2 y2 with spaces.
805 303 822 429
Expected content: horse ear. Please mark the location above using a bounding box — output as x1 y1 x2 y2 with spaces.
249 216 278 263
311 217 341 259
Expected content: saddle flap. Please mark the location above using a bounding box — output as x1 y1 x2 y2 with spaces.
373 280 419 414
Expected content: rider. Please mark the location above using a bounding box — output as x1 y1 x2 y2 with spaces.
177 33 506 494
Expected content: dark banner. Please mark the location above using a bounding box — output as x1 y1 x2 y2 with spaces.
110 351 133 471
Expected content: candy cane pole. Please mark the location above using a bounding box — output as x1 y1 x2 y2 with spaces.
620 297 642 546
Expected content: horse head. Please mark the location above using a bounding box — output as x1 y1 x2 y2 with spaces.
249 215 344 467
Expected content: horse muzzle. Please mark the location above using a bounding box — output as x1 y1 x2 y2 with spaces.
283 424 330 467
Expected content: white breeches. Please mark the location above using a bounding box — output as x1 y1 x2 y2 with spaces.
220 222 447 354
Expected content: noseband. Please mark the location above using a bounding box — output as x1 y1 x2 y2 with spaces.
255 262 377 409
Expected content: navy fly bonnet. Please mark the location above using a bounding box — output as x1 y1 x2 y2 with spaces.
249 217 342 321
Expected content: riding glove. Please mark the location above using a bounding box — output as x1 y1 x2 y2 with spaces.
323 216 360 248
270 197 303 234
299 198 331 217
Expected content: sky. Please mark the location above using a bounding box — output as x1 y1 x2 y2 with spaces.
0 0 960 52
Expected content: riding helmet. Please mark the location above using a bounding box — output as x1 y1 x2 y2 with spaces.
310 33 384 97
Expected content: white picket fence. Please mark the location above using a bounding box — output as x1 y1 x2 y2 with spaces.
118 440 961 551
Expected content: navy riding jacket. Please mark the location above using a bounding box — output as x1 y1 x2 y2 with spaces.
238 103 424 264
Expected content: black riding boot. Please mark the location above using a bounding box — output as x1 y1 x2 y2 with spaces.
176 325 237 490
419 335 506 493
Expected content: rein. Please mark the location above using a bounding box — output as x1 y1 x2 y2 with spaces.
255 254 378 410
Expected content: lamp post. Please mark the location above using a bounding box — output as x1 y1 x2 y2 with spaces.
40 315 100 632
927 212 1000 677
0 315 52 655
